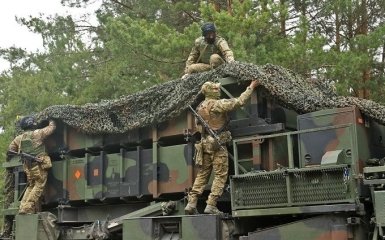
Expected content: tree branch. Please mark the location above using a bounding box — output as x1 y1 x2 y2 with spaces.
110 0 133 10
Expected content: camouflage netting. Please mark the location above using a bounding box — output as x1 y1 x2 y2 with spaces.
35 61 385 134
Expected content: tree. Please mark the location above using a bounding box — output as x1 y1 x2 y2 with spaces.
2 0 385 131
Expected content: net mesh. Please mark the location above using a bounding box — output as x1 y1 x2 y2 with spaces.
34 61 385 134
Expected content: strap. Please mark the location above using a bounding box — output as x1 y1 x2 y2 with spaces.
196 44 208 63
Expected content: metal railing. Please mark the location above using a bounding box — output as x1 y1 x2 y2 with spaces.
232 123 354 175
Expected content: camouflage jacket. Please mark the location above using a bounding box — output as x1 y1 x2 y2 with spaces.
9 120 56 156
186 35 234 68
197 86 254 131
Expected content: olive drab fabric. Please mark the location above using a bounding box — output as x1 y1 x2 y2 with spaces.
185 36 234 74
187 83 254 210
20 132 46 157
8 120 56 214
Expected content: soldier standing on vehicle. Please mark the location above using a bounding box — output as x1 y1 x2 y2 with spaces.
185 80 259 215
182 22 234 78
7 116 56 214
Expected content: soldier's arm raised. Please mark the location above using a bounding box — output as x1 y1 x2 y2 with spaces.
36 120 56 139
213 80 260 112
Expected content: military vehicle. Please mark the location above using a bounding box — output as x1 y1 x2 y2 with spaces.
2 62 385 239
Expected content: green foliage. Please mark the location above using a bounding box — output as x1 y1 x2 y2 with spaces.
0 0 384 225
1 0 385 156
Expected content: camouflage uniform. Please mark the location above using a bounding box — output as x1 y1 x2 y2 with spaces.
8 120 56 214
1 169 15 237
186 82 254 213
185 36 234 74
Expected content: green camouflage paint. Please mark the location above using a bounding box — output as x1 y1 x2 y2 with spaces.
123 215 224 240
4 74 385 240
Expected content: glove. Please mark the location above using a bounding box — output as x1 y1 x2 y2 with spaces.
181 73 190 79
181 74 190 80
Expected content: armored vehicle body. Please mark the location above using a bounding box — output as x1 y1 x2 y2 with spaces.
3 62 385 240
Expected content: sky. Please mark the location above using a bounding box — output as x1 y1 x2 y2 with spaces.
0 0 100 71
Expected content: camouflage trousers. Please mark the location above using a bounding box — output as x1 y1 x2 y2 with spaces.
1 169 15 236
188 146 228 207
185 54 225 74
19 165 48 214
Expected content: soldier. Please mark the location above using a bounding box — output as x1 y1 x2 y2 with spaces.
7 116 56 214
183 22 234 78
185 80 259 214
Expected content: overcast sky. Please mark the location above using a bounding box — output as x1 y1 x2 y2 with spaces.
0 0 100 71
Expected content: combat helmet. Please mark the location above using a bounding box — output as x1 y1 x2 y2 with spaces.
201 81 221 99
19 116 36 130
201 22 216 36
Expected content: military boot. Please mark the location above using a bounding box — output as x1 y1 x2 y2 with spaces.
204 204 223 215
184 202 198 215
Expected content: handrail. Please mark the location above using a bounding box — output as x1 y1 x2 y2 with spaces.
232 123 354 175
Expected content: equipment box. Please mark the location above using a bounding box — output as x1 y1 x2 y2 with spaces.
297 107 368 168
